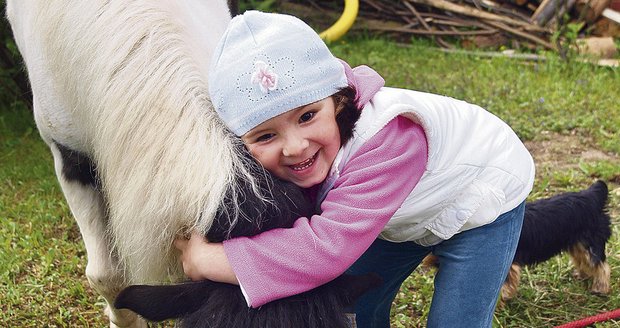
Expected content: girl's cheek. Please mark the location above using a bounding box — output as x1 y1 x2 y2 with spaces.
246 143 283 172
247 146 271 166
245 144 261 158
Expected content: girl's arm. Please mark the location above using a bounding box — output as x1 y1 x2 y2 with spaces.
178 116 427 307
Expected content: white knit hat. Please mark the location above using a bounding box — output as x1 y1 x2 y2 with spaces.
208 11 348 136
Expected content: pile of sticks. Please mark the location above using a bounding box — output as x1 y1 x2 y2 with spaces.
298 0 619 51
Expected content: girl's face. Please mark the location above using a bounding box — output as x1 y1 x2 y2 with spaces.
242 96 342 188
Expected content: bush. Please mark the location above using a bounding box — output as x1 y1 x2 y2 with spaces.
1 0 32 111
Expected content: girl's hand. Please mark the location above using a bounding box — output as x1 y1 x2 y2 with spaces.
173 231 239 285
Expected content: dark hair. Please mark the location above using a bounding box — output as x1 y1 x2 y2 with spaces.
333 86 360 145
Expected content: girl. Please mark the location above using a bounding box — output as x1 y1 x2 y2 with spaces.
175 10 535 328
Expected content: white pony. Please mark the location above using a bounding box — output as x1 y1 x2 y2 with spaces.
6 1 263 327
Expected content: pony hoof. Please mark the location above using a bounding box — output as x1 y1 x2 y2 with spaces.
109 319 148 328
107 306 148 328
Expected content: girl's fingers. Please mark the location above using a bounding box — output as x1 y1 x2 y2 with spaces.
173 237 188 251
190 231 209 243
174 230 206 251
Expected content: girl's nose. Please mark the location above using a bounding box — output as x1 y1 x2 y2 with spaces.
282 135 309 157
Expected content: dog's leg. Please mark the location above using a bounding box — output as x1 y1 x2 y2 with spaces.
421 254 439 269
590 262 611 295
569 243 610 295
500 264 521 304
50 143 146 328
569 243 591 280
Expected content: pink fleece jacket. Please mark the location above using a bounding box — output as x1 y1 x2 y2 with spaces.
223 116 428 307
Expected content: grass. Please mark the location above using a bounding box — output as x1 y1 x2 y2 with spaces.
1 37 619 327
0 108 107 326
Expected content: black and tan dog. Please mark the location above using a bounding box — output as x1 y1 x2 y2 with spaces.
424 180 612 304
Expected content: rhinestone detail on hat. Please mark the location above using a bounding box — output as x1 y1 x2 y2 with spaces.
235 55 296 104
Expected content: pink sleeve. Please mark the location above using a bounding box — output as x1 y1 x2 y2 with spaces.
223 116 428 307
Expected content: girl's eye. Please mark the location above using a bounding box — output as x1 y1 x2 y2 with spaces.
256 133 274 142
299 111 315 123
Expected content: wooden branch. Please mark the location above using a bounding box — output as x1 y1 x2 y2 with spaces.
432 18 489 28
403 0 454 48
422 12 498 29
484 20 556 50
404 1 431 30
464 0 534 21
366 25 500 36
361 0 388 13
531 0 553 23
409 0 548 32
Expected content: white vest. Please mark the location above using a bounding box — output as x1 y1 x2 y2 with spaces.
318 87 535 246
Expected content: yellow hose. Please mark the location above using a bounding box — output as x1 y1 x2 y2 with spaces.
319 0 359 42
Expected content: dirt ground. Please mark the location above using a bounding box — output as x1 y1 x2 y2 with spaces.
524 131 620 218
525 131 619 180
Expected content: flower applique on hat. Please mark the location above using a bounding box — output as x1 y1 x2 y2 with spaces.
237 56 295 103
251 61 278 93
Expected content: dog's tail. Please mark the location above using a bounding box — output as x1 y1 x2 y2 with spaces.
580 180 612 259
583 180 613 263
586 180 610 212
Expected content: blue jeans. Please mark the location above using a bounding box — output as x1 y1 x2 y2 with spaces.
347 202 525 328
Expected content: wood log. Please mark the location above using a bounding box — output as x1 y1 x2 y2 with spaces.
575 0 613 23
576 36 618 58
593 9 620 36
531 0 577 26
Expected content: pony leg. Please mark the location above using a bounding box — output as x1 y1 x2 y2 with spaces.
49 144 147 328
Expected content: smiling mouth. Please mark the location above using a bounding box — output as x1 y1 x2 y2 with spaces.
289 152 318 171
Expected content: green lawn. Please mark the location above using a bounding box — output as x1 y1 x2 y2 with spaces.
1 37 619 327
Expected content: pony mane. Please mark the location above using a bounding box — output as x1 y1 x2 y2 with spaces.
27 0 265 283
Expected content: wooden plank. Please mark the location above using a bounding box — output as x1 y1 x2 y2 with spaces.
602 8 620 24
